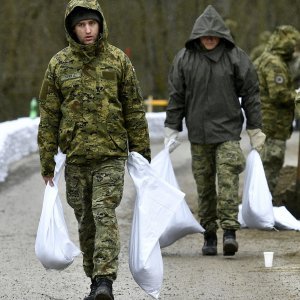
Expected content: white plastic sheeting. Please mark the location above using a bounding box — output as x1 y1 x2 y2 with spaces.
0 114 187 182
0 117 39 182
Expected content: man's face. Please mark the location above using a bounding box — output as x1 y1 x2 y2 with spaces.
200 36 220 50
73 19 100 45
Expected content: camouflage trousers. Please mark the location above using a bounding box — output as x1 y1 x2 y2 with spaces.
191 141 245 233
65 157 126 281
261 138 286 195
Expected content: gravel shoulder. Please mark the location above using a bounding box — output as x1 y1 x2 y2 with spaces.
0 131 300 299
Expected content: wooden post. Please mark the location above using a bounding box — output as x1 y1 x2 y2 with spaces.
145 95 153 112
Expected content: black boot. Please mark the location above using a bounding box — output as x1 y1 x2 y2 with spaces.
83 278 97 300
223 230 238 256
94 277 114 300
202 231 217 255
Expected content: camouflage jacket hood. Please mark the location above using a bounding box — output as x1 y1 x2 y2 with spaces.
185 5 235 50
65 0 108 62
265 25 300 61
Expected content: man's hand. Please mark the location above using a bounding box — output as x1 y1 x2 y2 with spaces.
164 127 180 153
43 176 54 187
247 129 266 152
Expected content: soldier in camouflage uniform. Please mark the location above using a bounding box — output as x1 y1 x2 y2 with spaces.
254 25 300 195
164 5 265 257
38 1 150 299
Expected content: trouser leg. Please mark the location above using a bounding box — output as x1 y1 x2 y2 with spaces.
216 141 245 231
65 164 95 278
91 158 125 281
191 143 218 233
65 158 125 281
261 138 286 195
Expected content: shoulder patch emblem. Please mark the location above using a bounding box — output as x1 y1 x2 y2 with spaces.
275 75 284 84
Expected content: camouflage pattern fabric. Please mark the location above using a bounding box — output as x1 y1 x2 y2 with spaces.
38 0 150 177
65 157 126 280
295 89 300 118
191 141 245 233
37 0 150 284
254 25 300 194
261 138 286 195
254 25 300 141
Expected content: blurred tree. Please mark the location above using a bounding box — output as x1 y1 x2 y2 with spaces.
1 0 300 121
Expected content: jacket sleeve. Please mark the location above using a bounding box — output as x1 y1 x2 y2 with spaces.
120 55 151 161
235 49 262 130
38 59 62 177
263 61 296 107
165 49 186 132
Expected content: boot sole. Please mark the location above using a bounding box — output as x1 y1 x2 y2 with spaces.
95 289 114 300
95 294 113 300
223 239 238 256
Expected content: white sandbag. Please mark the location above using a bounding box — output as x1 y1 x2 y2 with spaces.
127 152 186 299
129 202 163 299
273 206 300 230
241 149 275 229
238 204 247 228
151 147 204 248
35 151 81 270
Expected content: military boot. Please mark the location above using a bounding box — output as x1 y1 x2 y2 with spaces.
223 230 238 256
83 278 97 300
202 231 217 255
94 277 114 300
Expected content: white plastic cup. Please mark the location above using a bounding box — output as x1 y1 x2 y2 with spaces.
263 252 274 267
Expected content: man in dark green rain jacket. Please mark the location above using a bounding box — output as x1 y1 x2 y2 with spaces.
164 5 265 257
38 0 150 299
254 25 300 196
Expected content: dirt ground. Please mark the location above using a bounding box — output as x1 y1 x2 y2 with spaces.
1 130 300 300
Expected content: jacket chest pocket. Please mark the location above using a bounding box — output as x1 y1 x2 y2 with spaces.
99 69 118 99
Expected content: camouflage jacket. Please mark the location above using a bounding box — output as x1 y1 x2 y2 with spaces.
254 25 300 140
38 0 150 177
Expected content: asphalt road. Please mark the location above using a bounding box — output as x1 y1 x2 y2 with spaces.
0 130 300 299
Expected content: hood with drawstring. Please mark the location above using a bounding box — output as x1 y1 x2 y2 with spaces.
64 0 108 62
185 5 235 50
65 0 108 41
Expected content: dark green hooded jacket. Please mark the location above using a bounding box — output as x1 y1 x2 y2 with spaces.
254 25 300 140
38 0 150 177
165 5 262 144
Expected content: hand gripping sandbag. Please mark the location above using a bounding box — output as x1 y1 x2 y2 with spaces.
151 146 204 248
127 152 186 299
241 149 275 229
35 150 81 270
